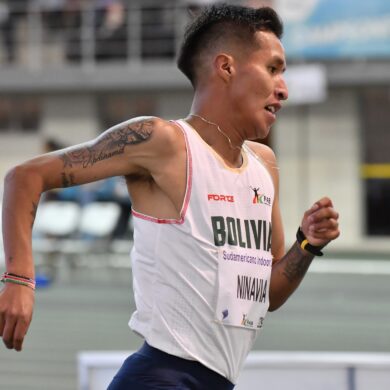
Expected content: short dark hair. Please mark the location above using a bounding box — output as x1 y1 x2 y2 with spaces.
177 4 283 87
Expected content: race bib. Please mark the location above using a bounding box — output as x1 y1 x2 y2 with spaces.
215 248 272 329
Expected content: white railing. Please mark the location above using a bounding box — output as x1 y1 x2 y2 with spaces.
77 350 390 390
0 0 192 69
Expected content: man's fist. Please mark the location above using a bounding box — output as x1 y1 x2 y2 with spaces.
300 197 340 248
0 283 35 351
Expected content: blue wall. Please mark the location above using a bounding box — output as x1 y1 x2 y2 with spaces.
281 0 390 59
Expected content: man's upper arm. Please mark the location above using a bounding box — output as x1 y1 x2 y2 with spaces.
23 116 171 191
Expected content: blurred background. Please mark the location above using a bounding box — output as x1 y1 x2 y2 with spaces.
0 0 389 389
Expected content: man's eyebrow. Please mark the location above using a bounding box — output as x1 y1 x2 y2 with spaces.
272 56 287 72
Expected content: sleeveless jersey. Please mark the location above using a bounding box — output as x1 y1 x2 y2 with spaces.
129 119 275 383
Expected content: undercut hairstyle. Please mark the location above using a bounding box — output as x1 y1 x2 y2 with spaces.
177 3 284 87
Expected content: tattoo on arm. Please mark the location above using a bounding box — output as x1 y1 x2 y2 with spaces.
60 120 153 170
61 172 75 188
282 242 314 283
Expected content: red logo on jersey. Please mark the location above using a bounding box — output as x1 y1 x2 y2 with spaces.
208 194 235 203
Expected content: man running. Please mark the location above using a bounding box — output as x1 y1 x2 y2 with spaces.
0 4 339 389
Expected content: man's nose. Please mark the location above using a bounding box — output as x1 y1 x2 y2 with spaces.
275 78 288 101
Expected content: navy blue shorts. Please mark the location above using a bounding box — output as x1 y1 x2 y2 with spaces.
107 342 235 390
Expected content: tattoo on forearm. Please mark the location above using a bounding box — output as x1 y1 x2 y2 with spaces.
61 172 75 187
282 242 314 283
7 255 14 264
60 120 153 169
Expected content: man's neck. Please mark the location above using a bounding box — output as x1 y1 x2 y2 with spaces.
185 113 244 169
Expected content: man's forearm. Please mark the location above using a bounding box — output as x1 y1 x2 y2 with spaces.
2 167 43 277
268 241 315 311
280 241 314 282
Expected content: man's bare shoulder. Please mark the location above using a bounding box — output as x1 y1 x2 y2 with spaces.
127 115 172 129
121 116 182 151
245 141 277 166
245 141 279 189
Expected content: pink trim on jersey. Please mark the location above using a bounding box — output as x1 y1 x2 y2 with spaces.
131 120 193 225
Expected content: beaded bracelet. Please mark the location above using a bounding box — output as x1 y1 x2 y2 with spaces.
1 272 36 290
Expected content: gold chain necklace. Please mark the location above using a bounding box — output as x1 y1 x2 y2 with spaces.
190 114 241 151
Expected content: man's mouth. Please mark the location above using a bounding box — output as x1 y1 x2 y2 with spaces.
265 105 276 114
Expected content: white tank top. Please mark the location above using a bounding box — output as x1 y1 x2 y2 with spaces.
129 119 274 383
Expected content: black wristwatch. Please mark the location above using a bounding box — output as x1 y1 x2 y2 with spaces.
296 227 324 256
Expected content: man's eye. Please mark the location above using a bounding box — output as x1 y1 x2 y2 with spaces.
269 66 277 74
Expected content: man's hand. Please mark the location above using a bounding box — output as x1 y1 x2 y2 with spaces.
0 283 35 351
300 197 340 248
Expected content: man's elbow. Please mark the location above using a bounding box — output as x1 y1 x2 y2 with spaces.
5 165 26 185
268 304 280 312
4 164 44 192
268 297 288 312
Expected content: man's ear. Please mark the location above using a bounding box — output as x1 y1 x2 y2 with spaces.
214 53 235 82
